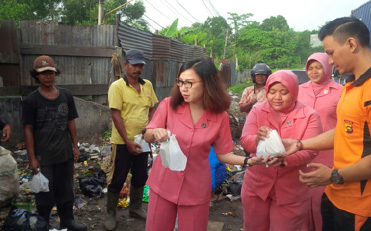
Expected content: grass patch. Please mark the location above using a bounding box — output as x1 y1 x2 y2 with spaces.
229 82 254 94
103 130 112 142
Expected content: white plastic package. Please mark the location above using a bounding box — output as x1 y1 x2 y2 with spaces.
31 172 50 193
134 134 151 152
256 130 286 158
159 132 187 171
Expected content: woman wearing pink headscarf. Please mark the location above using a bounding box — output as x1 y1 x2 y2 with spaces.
298 53 343 231
240 70 323 231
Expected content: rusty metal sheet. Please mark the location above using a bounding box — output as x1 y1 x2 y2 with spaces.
118 23 153 59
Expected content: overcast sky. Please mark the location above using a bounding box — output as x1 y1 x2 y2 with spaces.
139 0 368 32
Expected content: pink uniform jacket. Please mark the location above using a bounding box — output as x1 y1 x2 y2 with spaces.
241 71 323 205
298 53 343 168
146 97 234 206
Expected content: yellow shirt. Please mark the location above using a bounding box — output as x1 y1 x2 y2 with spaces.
108 77 158 144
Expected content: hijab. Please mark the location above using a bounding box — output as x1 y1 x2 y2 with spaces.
305 53 332 95
265 70 299 115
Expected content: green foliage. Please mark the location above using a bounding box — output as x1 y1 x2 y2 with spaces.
164 19 179 38
175 13 321 72
229 82 253 94
0 0 61 21
103 130 112 141
0 0 149 31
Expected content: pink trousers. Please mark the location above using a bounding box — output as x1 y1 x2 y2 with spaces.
242 186 310 231
302 186 325 231
145 190 210 231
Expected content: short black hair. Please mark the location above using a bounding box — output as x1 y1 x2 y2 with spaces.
29 69 61 83
318 17 370 48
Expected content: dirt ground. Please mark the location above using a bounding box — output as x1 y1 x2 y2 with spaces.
46 193 244 231
1 142 245 231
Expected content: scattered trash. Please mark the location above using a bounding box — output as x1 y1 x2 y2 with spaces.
2 208 48 231
222 211 235 217
78 170 106 198
74 197 87 209
118 198 129 208
142 185 150 202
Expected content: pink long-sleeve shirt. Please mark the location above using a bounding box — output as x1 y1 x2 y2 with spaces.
146 97 234 206
298 52 343 168
241 101 322 205
298 81 342 167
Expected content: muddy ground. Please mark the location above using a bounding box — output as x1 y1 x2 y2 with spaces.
1 142 246 231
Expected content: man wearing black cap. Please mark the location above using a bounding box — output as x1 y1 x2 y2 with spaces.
105 49 158 230
23 55 87 231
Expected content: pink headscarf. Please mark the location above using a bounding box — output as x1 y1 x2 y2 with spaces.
305 53 333 95
265 70 299 113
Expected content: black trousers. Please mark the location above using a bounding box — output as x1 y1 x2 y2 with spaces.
322 193 371 231
35 158 75 212
108 144 148 193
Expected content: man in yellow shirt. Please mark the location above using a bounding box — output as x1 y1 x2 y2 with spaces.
104 49 158 231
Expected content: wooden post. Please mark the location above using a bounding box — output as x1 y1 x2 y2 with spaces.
223 29 229 59
115 14 121 47
98 0 104 25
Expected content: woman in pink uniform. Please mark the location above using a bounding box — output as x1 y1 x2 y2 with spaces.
143 58 269 231
298 53 343 231
240 70 323 231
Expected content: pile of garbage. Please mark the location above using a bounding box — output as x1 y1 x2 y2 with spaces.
0 105 248 228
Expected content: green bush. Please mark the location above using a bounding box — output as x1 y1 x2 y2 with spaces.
229 83 253 94
103 130 112 142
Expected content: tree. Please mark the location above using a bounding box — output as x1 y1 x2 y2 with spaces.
0 0 149 31
260 15 289 32
0 0 61 21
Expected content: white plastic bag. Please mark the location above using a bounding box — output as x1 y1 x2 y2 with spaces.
160 133 187 171
31 172 49 193
256 130 286 158
0 147 19 207
134 134 151 152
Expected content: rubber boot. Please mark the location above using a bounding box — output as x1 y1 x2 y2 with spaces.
58 204 87 231
104 191 119 231
129 186 147 220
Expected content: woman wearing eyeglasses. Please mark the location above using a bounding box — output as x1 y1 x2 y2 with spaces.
143 58 269 231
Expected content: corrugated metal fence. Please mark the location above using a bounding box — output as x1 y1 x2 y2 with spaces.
0 20 244 104
0 20 210 103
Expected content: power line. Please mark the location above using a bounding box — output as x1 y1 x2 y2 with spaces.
142 14 165 29
176 0 200 23
144 0 173 22
202 0 215 17
206 0 220 16
161 0 194 24
158 0 182 18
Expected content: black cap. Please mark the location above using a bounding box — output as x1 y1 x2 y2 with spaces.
126 49 146 65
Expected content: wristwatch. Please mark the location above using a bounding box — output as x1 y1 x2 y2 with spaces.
331 169 344 184
244 157 252 167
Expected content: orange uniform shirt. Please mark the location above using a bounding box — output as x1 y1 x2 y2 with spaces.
325 69 371 217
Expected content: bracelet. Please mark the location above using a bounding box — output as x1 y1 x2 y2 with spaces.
244 157 252 167
296 140 303 151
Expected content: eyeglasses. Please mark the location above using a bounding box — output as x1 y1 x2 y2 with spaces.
176 79 202 89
